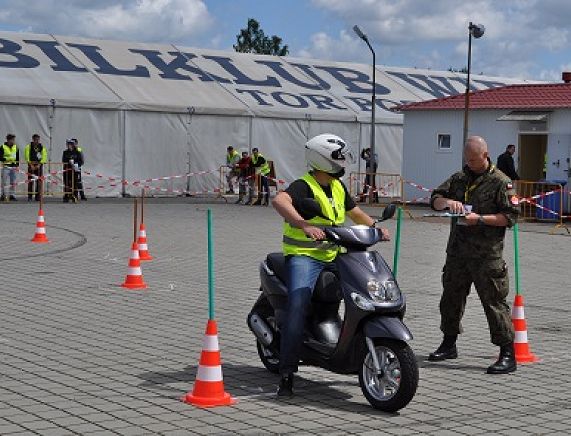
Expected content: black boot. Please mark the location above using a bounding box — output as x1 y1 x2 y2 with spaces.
428 334 458 361
487 343 517 374
277 373 294 398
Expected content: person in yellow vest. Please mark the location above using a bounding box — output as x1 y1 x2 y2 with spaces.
225 145 240 194
0 133 20 201
272 133 390 397
25 134 48 201
250 147 271 206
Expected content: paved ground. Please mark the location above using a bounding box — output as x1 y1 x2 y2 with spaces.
0 198 570 435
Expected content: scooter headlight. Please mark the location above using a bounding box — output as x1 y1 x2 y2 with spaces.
367 279 401 303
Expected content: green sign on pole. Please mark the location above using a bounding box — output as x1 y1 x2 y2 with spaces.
393 206 403 278
513 222 521 296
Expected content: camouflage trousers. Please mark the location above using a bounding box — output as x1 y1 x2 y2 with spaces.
440 256 514 346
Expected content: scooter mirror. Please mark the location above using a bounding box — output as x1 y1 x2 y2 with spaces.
298 198 329 220
381 203 397 221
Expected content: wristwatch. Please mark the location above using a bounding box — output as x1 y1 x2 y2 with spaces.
477 215 486 226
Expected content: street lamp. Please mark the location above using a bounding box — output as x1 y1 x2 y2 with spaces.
353 25 376 203
462 22 485 149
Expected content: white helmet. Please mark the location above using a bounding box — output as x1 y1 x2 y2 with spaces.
305 134 355 176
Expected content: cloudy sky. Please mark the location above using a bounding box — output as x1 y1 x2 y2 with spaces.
0 0 570 81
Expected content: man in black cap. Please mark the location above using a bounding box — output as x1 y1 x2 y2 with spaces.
62 139 82 202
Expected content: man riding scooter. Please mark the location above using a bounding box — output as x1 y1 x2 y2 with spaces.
272 133 390 397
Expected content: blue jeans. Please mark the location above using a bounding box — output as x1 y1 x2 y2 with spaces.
1 166 17 197
279 255 336 375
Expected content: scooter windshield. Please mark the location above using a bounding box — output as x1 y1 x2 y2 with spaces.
324 225 381 250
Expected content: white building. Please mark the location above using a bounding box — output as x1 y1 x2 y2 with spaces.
0 31 533 196
398 77 571 203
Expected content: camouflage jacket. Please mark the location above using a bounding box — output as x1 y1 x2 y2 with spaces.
430 161 519 259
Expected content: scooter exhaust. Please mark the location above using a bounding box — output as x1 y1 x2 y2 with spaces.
247 313 274 346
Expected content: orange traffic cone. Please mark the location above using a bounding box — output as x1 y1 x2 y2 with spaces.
183 319 235 407
121 242 147 289
31 209 49 243
512 294 539 363
137 223 153 261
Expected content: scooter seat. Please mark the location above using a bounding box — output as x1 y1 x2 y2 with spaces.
266 253 288 284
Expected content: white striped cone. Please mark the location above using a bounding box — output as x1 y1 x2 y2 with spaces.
31 209 49 243
183 319 235 407
137 223 153 261
121 242 147 289
511 294 538 363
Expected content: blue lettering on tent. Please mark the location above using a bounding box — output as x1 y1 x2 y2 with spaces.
290 63 332 90
129 49 231 83
24 40 87 72
315 66 390 94
236 89 273 106
0 38 40 68
203 55 280 87
302 94 347 110
67 43 150 77
256 60 324 90
387 72 466 98
345 96 402 112
271 91 309 108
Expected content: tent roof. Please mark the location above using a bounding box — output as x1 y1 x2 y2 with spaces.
0 31 537 120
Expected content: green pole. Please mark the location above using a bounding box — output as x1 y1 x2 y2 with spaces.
393 206 403 278
207 209 215 319
513 222 521 295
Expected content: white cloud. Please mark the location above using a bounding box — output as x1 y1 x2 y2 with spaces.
0 0 212 43
309 0 571 79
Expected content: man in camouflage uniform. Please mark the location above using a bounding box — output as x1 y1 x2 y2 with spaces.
428 136 519 374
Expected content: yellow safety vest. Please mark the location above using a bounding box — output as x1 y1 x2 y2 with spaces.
1 143 18 164
226 150 239 165
25 143 48 164
282 172 346 262
252 153 270 176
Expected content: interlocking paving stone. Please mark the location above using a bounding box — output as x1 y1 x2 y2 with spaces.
1 200 570 435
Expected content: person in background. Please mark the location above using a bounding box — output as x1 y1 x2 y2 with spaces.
72 138 87 200
0 133 20 201
250 147 270 206
236 150 254 204
25 134 48 201
360 147 378 202
62 139 82 202
226 145 241 194
496 144 519 181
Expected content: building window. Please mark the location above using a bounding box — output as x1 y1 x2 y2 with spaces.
437 134 451 151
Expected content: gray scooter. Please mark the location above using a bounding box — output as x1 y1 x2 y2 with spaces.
247 203 419 412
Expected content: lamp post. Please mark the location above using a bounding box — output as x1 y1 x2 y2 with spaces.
462 22 485 149
353 25 377 203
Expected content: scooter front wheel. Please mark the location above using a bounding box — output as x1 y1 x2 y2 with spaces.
359 339 418 412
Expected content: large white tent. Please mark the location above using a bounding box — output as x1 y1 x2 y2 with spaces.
0 31 533 196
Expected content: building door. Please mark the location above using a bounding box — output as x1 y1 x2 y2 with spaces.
519 134 547 181
546 134 571 184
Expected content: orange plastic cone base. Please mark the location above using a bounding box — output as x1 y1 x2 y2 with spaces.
121 242 147 289
183 389 234 408
139 250 153 261
512 294 539 364
31 210 49 243
514 343 539 363
183 320 235 408
31 233 49 243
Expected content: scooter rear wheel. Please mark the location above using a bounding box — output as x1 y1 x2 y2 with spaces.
359 339 418 412
256 340 280 374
